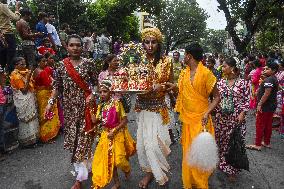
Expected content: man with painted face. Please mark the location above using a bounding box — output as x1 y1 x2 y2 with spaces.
135 27 174 188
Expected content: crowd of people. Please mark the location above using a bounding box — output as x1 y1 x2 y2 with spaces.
1 1 284 189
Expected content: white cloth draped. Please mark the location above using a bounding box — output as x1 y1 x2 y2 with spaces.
13 90 39 145
136 110 171 185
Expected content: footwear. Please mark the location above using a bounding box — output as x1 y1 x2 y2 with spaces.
246 144 261 151
261 142 271 148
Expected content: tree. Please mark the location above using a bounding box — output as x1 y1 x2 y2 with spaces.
202 29 227 53
217 0 284 53
86 0 164 42
155 0 208 54
255 18 282 52
24 0 90 31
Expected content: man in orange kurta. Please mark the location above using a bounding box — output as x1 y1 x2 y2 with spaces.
169 43 220 189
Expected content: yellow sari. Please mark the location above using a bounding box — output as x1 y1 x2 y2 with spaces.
36 88 60 142
176 63 216 189
92 101 136 188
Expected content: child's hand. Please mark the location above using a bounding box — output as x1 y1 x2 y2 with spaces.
107 131 114 140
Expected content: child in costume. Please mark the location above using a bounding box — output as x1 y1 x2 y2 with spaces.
91 79 136 189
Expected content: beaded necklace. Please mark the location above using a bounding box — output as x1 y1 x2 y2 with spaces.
221 78 237 114
99 99 114 127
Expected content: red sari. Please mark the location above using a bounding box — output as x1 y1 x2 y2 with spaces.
35 66 60 142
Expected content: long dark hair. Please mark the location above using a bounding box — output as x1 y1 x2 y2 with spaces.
153 43 162 66
67 34 83 46
102 54 117 71
224 57 240 76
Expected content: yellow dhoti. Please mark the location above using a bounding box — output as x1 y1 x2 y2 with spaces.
176 64 216 189
92 128 136 188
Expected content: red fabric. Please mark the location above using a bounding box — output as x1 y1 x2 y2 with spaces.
37 46 56 56
259 58 266 67
63 58 96 132
34 66 53 87
255 112 274 146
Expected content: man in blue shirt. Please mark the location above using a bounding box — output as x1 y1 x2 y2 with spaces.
35 12 48 47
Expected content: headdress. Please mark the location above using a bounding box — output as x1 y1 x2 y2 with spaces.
100 79 112 91
141 27 163 43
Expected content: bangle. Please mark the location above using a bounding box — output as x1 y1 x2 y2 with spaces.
48 97 55 105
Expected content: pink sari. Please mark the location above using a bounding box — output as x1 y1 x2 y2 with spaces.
249 67 262 109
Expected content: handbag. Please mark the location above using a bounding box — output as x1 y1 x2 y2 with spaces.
225 124 249 171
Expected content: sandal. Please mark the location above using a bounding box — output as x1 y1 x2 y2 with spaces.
246 144 261 151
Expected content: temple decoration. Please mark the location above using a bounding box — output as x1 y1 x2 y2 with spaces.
112 42 156 92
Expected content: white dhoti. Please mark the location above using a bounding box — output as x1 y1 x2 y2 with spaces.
136 110 171 185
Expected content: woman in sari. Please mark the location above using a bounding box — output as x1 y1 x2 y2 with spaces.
45 52 65 130
10 57 39 147
215 57 250 181
34 55 60 143
248 60 262 110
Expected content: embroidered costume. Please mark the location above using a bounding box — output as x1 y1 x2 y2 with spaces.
92 100 136 188
135 55 173 185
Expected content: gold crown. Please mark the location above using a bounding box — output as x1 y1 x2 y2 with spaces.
141 27 163 42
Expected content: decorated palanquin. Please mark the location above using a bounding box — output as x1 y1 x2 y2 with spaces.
112 42 156 92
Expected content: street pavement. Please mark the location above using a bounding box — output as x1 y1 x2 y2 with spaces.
0 112 284 189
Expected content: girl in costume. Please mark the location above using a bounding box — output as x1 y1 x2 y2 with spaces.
33 55 60 143
91 79 136 189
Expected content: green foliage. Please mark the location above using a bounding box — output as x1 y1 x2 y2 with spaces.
202 29 227 53
155 0 208 53
217 0 284 53
256 18 283 52
86 0 163 42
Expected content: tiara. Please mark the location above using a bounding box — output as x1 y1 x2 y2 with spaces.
141 27 163 42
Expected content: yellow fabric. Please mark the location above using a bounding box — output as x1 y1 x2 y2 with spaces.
96 100 126 120
10 69 34 91
92 101 136 188
175 63 216 189
36 89 60 142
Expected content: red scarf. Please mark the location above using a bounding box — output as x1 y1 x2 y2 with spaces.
63 58 96 132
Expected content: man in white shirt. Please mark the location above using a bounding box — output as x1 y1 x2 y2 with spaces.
45 14 61 52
